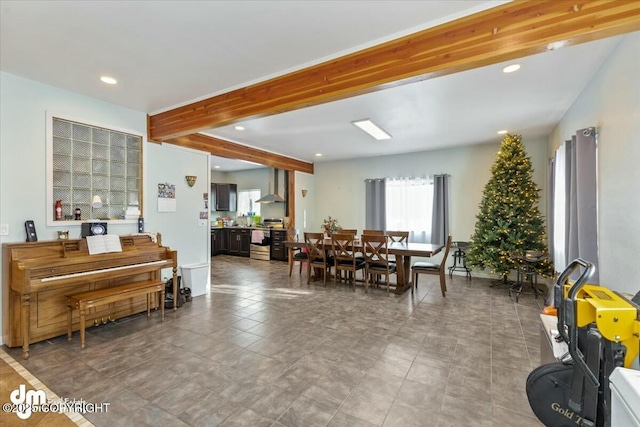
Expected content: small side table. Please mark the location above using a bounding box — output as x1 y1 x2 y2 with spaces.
448 241 472 280
509 250 549 302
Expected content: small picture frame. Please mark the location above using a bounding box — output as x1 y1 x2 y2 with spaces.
57 230 69 240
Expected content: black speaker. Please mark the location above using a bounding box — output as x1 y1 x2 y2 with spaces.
137 217 144 233
25 220 38 242
81 222 107 237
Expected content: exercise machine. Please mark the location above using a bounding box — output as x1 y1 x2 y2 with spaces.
527 259 640 427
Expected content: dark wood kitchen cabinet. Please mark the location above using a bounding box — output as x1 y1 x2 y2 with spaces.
270 229 287 261
211 183 237 211
229 228 250 257
211 228 229 256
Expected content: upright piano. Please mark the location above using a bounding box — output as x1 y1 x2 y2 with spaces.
2 234 177 358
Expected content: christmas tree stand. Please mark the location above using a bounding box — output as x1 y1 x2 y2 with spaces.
490 276 513 288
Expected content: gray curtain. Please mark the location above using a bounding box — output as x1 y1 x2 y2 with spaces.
547 156 555 259
431 174 449 245
365 178 386 231
566 128 599 282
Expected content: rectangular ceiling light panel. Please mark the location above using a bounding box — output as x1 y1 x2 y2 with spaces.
352 119 392 140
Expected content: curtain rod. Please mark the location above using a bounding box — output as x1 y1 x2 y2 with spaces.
365 174 451 182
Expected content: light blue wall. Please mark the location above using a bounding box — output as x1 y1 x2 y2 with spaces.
548 32 640 295
0 72 210 344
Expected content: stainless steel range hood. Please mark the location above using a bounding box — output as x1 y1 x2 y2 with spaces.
256 168 285 204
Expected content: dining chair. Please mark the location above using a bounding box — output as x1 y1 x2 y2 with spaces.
331 232 365 291
338 229 357 237
384 230 409 268
386 230 409 243
287 229 307 276
411 235 452 297
304 232 332 286
362 229 384 235
362 234 397 294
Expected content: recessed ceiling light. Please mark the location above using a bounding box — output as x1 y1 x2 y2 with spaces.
502 64 521 74
234 125 245 131
352 119 391 140
240 160 262 166
213 165 221 169
547 41 567 51
100 76 117 85
315 153 322 157
497 130 508 135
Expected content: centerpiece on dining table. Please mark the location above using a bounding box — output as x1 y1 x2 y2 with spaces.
321 216 341 237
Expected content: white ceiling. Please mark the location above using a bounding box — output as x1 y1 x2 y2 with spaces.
0 1 622 171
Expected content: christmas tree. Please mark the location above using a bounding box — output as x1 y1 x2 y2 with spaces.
466 134 552 281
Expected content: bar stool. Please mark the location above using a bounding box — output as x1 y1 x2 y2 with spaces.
448 241 472 280
509 250 549 302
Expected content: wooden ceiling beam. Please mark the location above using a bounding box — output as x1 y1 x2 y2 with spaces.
149 0 640 142
165 133 314 174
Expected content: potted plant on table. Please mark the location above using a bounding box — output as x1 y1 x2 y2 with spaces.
321 216 341 237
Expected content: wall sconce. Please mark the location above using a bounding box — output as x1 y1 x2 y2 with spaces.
301 189 307 198
185 176 197 187
91 195 103 219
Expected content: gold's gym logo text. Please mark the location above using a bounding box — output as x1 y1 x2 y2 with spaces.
551 402 584 425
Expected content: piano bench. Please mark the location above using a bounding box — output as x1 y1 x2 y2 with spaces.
66 279 165 349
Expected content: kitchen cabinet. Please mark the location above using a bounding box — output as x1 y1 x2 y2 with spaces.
270 230 287 261
211 183 237 211
211 228 229 256
229 228 250 257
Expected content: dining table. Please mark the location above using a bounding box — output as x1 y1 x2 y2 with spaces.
284 239 444 294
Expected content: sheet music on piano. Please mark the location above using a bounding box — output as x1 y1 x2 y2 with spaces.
86 234 123 255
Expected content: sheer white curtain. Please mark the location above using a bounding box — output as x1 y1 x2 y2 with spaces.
553 143 567 271
385 176 433 243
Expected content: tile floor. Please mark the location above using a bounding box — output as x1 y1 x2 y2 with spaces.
3 255 545 426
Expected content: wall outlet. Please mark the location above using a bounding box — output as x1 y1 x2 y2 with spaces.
0 224 8 235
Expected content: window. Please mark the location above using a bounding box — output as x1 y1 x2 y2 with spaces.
385 177 433 243
237 189 261 217
47 114 142 225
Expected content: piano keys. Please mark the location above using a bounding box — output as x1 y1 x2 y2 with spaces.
2 234 178 359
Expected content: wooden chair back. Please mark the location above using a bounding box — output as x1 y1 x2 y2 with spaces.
439 235 453 270
304 232 330 286
361 234 396 294
361 235 391 265
386 231 409 243
338 229 357 237
286 228 299 242
362 229 384 235
411 235 452 297
287 229 306 277
304 232 326 263
331 232 364 290
331 232 358 266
